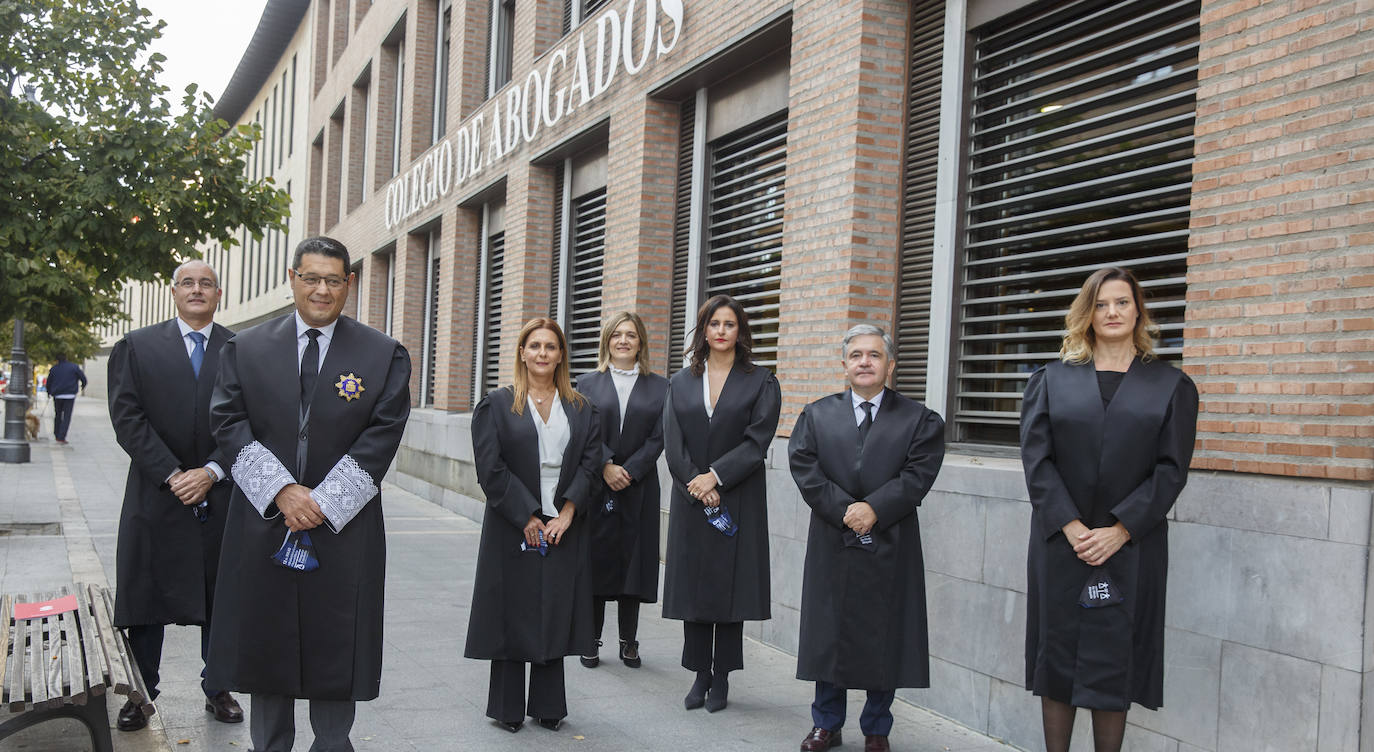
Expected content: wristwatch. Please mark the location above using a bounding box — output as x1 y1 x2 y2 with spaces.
203 467 217 483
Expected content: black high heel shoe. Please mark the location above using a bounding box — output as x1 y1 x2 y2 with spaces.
579 639 602 668
684 670 711 709
497 720 522 733
619 639 641 668
705 671 729 712
536 718 562 731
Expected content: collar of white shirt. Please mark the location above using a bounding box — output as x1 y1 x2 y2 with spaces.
851 387 885 423
176 317 215 342
295 312 339 343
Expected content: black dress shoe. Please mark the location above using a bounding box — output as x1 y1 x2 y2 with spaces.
705 671 729 713
619 639 641 668
684 670 711 710
205 691 244 723
117 699 148 731
801 726 843 751
497 720 522 733
536 717 562 731
580 639 602 668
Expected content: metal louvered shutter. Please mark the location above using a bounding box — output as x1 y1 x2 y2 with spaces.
551 168 565 317
705 112 787 371
484 232 506 394
668 96 695 374
567 187 606 377
562 0 572 36
954 0 1197 444
895 0 944 401
423 240 440 406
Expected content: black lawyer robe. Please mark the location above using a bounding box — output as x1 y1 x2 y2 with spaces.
576 369 668 602
789 388 945 691
108 319 233 628
1020 357 1198 711
662 361 780 624
207 314 411 701
464 387 602 663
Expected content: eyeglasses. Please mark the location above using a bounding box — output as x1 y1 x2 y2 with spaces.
293 272 347 290
176 278 217 290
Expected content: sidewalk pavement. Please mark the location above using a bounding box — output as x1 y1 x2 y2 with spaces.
0 397 1016 752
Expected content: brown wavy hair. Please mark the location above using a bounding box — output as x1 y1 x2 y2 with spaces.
1060 267 1158 364
511 318 585 415
687 295 754 376
595 311 653 374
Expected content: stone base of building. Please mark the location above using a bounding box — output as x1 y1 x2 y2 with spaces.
396 408 1373 751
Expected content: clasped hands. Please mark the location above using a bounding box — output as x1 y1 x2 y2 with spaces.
843 501 876 537
603 463 633 492
526 502 575 547
168 467 214 506
686 472 720 507
275 484 326 532
1063 519 1130 567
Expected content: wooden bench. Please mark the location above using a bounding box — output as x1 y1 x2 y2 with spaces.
0 584 153 752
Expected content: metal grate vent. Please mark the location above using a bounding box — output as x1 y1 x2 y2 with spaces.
567 187 606 378
668 96 695 373
484 231 506 394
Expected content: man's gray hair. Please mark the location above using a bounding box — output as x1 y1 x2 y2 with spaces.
841 324 896 360
172 259 219 288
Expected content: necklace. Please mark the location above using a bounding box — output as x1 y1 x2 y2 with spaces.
529 387 556 405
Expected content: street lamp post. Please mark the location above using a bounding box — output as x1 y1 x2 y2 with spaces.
0 319 32 463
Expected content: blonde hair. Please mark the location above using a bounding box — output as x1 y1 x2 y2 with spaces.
595 311 653 374
1060 267 1158 364
511 318 585 415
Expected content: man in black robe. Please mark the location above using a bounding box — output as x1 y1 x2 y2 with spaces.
108 259 243 731
788 324 945 752
208 237 410 751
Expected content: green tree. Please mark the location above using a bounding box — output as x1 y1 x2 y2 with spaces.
0 0 289 353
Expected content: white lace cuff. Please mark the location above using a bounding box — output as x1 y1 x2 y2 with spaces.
231 441 294 518
310 454 378 532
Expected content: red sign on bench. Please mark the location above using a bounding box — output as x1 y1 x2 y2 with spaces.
14 594 78 620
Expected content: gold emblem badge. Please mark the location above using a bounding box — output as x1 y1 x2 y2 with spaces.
335 373 365 402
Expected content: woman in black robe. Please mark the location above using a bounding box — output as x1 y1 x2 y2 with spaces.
464 318 602 733
1020 267 1199 752
575 312 668 669
663 295 781 713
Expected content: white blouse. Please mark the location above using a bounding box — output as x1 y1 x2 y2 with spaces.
609 365 639 431
702 368 714 419
527 395 570 518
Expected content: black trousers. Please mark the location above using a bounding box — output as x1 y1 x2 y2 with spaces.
591 597 641 643
126 624 220 700
487 659 567 724
681 621 743 673
250 693 355 752
52 397 74 441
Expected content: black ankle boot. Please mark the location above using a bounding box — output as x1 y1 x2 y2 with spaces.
619 639 641 668
684 670 711 709
705 671 729 712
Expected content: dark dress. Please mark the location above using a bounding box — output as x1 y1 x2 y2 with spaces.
575 369 669 602
463 387 602 664
789 388 945 690
1020 357 1198 711
662 360 780 624
108 319 233 628
207 314 411 701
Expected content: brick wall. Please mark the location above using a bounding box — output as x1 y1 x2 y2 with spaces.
1186 0 1374 481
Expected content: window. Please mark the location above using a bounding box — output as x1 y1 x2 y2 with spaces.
433 3 451 143
391 39 405 177
474 202 506 400
351 68 372 209
487 0 514 97
289 55 297 156
893 0 944 401
384 250 396 336
951 0 1198 444
421 229 441 406
561 0 611 35
551 147 608 377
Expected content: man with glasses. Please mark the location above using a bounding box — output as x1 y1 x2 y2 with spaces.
207 236 411 751
107 259 244 731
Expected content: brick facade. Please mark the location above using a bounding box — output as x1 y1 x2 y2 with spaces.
1187 0 1374 481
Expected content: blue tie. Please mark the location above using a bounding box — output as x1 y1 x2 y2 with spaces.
189 332 206 378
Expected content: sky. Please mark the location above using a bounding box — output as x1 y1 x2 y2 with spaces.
138 0 271 107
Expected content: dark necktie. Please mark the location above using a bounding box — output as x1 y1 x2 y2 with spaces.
300 329 321 409
859 401 874 443
188 332 206 378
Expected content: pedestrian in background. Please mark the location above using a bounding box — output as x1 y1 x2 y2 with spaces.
46 353 87 445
